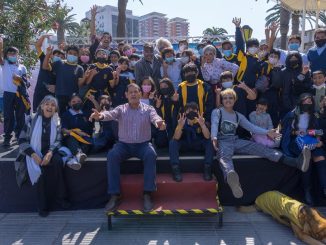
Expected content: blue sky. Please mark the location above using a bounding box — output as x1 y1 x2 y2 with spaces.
65 0 275 40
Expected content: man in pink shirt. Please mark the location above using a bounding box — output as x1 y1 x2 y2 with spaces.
90 83 166 212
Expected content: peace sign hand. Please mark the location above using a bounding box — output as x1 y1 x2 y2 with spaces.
89 108 104 121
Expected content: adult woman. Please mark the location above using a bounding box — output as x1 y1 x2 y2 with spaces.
18 95 69 217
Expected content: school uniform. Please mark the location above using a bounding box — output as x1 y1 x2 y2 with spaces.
110 70 134 108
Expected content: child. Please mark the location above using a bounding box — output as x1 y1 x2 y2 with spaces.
78 48 91 72
311 70 326 112
129 53 140 76
61 94 93 166
249 98 279 148
110 56 134 107
109 50 120 71
140 76 156 105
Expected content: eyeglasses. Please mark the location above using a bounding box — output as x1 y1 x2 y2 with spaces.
222 96 235 100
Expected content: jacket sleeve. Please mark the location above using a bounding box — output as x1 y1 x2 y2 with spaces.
235 27 245 54
18 117 34 156
204 84 214 122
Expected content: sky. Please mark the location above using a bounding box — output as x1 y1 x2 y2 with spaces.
64 0 275 40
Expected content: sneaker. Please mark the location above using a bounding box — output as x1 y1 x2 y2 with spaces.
227 170 243 198
66 157 81 171
76 151 87 165
171 165 182 182
297 146 311 172
105 195 122 212
203 164 212 181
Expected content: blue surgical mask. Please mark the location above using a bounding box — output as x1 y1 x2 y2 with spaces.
7 56 17 63
223 50 232 57
66 54 78 63
288 43 300 51
198 48 204 56
52 56 62 62
165 57 174 63
222 81 233 89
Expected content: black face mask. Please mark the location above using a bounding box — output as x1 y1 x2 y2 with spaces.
186 111 198 120
315 39 326 48
300 104 313 113
289 60 299 67
160 87 173 96
97 57 107 64
185 74 197 83
101 103 111 110
72 103 82 111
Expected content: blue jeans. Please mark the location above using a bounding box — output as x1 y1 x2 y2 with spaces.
107 141 157 194
169 138 214 166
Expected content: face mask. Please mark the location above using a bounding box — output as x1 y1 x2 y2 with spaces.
301 104 313 113
160 87 173 96
67 54 78 63
52 56 62 62
179 44 186 52
288 43 300 51
180 56 189 63
268 57 278 65
198 48 204 56
165 57 174 63
186 111 198 120
71 102 82 111
101 103 111 110
313 84 325 90
315 39 326 48
123 49 133 56
222 81 233 89
248 47 258 55
223 50 232 57
130 60 137 67
142 85 152 93
80 55 90 63
97 57 107 64
7 56 17 63
289 60 299 67
185 74 197 83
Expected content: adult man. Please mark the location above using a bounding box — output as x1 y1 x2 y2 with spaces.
134 43 162 87
307 28 326 73
90 83 166 212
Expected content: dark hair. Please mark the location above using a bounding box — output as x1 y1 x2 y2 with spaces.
130 54 140 60
288 34 301 44
220 71 233 82
118 56 129 65
143 42 154 50
118 41 125 47
182 63 198 74
161 47 174 59
141 76 156 93
102 32 112 40
293 93 316 130
66 45 79 54
5 46 19 58
257 97 268 106
99 94 111 102
314 28 326 39
285 51 303 70
184 102 199 112
178 39 188 46
126 83 141 92
181 49 194 58
70 93 82 102
246 38 259 48
269 49 281 59
109 50 121 58
313 70 326 76
221 41 233 49
53 49 65 56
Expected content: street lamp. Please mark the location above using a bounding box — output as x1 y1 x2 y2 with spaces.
242 25 253 42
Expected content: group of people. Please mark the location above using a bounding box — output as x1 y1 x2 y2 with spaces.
1 15 326 216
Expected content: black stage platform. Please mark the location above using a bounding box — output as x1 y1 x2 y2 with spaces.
0 144 325 212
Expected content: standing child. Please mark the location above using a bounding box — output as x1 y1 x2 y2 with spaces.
140 76 156 105
311 70 326 112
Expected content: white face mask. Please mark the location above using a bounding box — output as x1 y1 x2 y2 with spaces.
179 44 187 52
130 60 137 67
180 56 189 64
268 57 278 65
222 81 233 89
313 84 325 90
248 47 258 55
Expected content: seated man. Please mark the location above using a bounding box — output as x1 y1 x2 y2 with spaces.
169 102 214 182
90 83 165 212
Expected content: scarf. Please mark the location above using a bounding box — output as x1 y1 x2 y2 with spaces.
26 115 57 185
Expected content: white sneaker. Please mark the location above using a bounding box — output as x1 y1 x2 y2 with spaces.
76 151 87 165
66 157 81 171
227 170 243 198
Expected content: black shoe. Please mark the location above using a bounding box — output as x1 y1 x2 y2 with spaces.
203 164 212 181
56 199 72 210
304 189 314 206
105 195 122 212
143 194 153 212
171 165 182 182
2 138 10 147
38 209 49 217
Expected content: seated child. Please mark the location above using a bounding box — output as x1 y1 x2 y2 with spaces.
61 94 93 166
249 98 280 148
311 70 326 112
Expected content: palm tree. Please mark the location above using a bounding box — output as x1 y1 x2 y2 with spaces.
117 0 143 39
203 27 228 37
48 0 80 44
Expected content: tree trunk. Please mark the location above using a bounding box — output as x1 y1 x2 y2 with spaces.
280 7 291 49
57 26 65 45
117 0 128 40
291 13 300 35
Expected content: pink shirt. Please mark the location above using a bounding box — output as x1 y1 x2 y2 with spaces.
101 102 162 143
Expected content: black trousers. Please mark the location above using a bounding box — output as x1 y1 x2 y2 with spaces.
64 136 91 155
36 152 67 211
3 91 26 140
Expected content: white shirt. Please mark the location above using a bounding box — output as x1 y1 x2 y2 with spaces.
160 58 183 89
298 113 309 132
1 60 27 93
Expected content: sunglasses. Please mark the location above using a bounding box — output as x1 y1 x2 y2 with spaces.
222 96 235 100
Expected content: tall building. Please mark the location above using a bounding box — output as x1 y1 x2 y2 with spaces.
85 5 139 38
139 12 168 38
168 17 189 38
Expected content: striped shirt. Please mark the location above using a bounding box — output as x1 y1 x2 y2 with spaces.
101 102 162 143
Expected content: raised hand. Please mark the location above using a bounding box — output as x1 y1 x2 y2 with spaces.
171 91 179 101
156 120 166 131
89 67 99 77
89 108 103 121
196 113 206 126
177 113 186 128
302 65 310 75
46 45 54 55
232 17 241 27
149 91 155 100
91 5 98 17
154 94 162 108
269 22 279 34
215 87 222 94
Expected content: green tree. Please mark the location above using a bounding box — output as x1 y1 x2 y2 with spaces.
203 27 228 37
117 0 143 39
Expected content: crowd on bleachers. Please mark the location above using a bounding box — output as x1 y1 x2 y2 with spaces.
1 14 326 216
